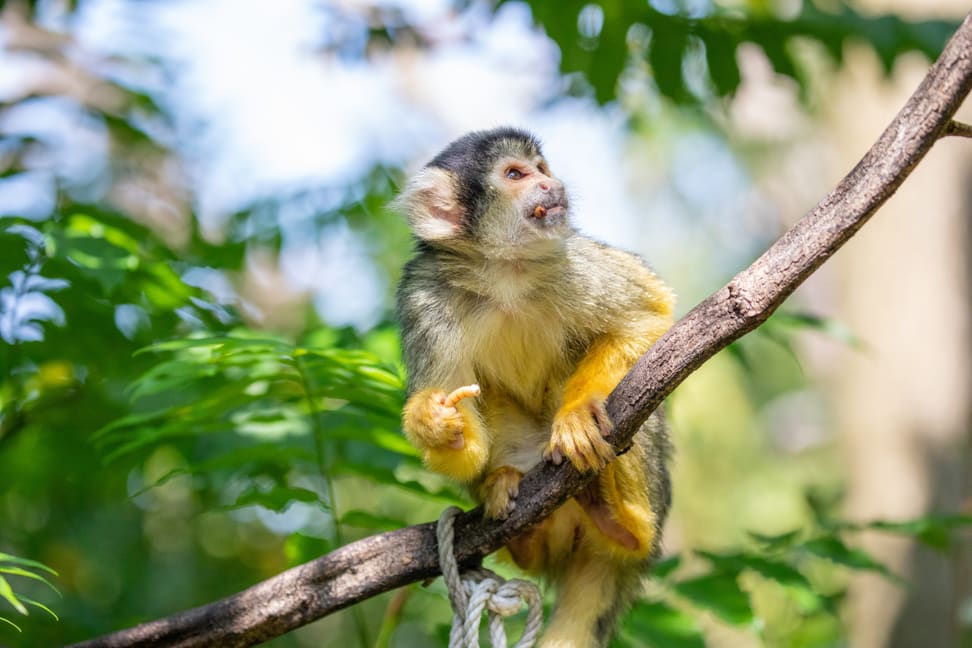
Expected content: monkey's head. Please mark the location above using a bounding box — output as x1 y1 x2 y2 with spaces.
395 127 571 258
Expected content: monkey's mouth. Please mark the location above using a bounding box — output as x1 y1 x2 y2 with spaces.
532 204 566 220
529 199 568 227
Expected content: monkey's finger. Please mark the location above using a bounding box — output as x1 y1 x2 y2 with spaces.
443 384 480 408
543 444 564 465
579 433 614 469
573 438 602 472
591 435 616 466
590 402 614 438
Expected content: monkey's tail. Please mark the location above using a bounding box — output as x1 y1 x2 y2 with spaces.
538 548 644 648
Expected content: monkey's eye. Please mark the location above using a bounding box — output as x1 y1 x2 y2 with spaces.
505 168 525 180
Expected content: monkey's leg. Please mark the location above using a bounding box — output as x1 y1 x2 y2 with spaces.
539 448 661 647
575 445 660 560
402 385 489 482
538 540 643 648
478 396 550 519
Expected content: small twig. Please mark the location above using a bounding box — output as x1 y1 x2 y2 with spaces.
945 120 972 138
373 587 411 648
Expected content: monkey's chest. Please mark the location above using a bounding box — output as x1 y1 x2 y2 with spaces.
465 304 573 411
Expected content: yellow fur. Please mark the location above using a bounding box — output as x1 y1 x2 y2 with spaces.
538 545 626 648
402 389 490 482
595 447 658 560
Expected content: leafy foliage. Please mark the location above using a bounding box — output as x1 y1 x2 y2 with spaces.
617 511 972 647
518 0 961 104
0 553 58 633
94 329 469 521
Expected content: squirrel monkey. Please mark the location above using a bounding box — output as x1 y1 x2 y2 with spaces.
396 128 673 647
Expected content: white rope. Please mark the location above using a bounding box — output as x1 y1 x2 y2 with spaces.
436 506 544 648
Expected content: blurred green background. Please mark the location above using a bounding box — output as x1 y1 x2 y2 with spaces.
1 1 971 646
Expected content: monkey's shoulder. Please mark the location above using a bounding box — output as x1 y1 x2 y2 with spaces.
396 251 454 312
564 236 675 319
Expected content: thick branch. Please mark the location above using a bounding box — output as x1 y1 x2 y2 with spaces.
68 12 972 648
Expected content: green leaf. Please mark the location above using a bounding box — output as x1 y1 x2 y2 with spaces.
650 554 682 580
649 24 689 102
747 529 802 552
20 596 58 621
800 536 901 583
703 29 741 96
0 575 27 615
0 615 22 631
284 533 335 566
231 485 322 513
0 567 60 594
321 413 417 457
0 553 58 577
804 490 842 529
698 551 821 613
516 0 960 106
622 600 706 648
863 514 972 553
231 405 310 439
768 311 864 349
672 572 755 627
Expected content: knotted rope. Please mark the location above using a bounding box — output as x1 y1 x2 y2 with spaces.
436 506 544 648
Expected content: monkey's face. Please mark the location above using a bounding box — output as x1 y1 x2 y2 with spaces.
395 128 572 259
458 153 570 257
492 155 569 229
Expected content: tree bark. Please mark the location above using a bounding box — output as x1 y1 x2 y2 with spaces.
67 11 972 648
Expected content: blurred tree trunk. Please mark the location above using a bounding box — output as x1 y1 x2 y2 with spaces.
825 1 972 644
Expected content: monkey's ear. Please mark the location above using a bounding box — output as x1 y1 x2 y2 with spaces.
394 167 465 241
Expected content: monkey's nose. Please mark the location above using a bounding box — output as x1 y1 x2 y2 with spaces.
539 179 564 193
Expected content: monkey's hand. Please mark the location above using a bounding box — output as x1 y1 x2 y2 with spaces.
402 384 488 482
480 466 522 520
544 399 615 472
403 385 480 450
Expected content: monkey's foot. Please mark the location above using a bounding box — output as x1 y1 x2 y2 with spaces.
544 400 615 472
481 466 522 520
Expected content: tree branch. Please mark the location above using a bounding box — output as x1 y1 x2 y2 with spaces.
67 12 972 648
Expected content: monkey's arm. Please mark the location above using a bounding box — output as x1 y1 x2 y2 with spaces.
398 263 491 483
546 252 674 472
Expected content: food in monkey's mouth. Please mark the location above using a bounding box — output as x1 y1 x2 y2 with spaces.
533 204 565 219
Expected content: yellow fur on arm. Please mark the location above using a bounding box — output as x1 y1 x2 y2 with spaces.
549 309 672 471
402 389 490 482
558 335 641 414
559 292 673 415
